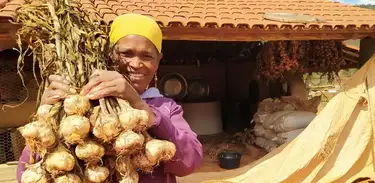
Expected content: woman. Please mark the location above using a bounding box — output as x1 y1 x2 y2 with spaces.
17 13 203 183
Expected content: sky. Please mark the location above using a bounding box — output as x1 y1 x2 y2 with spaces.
336 0 375 5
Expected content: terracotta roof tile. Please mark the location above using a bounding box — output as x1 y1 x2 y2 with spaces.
0 0 374 31
1 3 18 11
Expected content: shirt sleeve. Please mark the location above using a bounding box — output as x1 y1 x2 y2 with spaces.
147 101 203 177
16 146 41 183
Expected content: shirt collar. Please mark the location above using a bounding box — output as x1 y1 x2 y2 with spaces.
140 87 163 99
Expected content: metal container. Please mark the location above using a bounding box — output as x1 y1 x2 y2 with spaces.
187 78 210 101
159 73 188 101
218 151 242 169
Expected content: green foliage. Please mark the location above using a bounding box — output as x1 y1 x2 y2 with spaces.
356 4 375 10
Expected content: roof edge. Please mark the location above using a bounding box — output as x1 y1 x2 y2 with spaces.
161 26 375 41
0 21 374 43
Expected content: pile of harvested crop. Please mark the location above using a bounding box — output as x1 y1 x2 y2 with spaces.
15 0 176 182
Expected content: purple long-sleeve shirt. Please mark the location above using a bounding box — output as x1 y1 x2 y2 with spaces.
17 88 203 183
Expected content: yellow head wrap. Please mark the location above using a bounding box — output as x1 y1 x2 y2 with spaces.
109 13 163 53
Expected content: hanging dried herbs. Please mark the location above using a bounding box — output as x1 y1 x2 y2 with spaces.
256 40 346 81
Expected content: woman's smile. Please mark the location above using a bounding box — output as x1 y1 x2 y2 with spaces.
128 72 146 81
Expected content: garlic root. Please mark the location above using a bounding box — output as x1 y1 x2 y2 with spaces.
19 120 56 155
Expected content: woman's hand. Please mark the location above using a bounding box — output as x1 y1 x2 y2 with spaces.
81 70 156 127
80 70 140 104
41 75 77 105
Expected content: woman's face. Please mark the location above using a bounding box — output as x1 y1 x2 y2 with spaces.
111 35 162 94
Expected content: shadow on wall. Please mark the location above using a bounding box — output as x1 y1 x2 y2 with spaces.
222 80 260 134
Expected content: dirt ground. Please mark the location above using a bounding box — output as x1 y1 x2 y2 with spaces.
177 137 267 183
0 162 17 183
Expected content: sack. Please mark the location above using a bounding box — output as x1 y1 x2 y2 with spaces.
253 112 270 124
257 98 296 113
271 111 316 133
262 110 295 129
277 128 305 143
254 124 284 145
283 104 296 111
254 137 278 152
281 96 321 113
257 98 275 112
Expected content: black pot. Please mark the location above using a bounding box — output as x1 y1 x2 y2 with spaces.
159 73 188 101
187 78 210 101
218 151 242 170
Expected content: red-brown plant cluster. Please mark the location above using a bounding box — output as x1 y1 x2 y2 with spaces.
256 40 345 81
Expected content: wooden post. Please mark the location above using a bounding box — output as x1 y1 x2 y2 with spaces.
0 34 16 51
359 37 375 68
